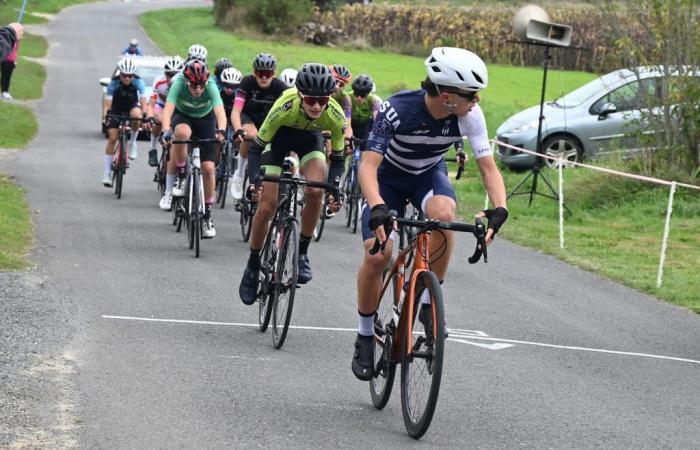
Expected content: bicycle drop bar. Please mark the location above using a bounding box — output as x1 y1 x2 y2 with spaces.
368 211 488 263
171 138 220 145
261 173 338 192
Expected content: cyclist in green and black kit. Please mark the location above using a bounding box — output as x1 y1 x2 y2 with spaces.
238 63 347 305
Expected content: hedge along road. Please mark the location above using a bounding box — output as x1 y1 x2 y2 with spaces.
3 0 699 447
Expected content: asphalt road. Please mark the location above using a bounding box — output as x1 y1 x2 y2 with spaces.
3 1 699 448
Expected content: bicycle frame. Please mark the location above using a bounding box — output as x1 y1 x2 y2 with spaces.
378 231 433 362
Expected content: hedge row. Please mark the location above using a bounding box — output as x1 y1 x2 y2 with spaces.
319 4 655 73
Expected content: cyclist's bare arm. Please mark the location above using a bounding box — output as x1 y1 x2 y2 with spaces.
358 151 388 242
213 104 227 132
103 98 111 121
475 155 507 243
161 102 175 131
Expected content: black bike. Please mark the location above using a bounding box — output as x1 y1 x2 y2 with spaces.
215 127 239 209
254 165 339 349
105 113 143 199
170 137 219 258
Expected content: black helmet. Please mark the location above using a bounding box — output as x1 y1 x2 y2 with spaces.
214 57 232 78
253 53 276 71
296 63 335 96
352 74 374 96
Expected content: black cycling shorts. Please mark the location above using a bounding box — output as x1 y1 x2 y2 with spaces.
172 109 217 163
241 112 265 130
260 126 325 171
351 120 371 150
105 105 141 129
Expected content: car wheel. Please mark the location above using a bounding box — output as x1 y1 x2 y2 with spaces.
542 135 582 168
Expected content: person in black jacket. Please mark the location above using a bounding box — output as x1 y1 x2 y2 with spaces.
0 23 23 62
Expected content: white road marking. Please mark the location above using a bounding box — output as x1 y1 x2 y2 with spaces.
450 338 514 351
102 315 700 365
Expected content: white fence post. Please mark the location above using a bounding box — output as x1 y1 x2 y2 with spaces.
657 181 677 288
558 157 564 249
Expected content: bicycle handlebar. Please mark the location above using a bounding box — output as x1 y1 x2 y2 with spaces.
368 210 488 264
261 172 339 192
104 113 145 122
171 138 220 145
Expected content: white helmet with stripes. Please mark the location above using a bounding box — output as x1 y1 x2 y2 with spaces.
117 57 137 75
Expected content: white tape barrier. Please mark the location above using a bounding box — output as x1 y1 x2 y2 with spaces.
491 139 700 287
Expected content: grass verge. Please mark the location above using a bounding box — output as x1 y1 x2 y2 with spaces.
453 161 700 313
0 175 32 270
142 7 699 313
1 0 93 270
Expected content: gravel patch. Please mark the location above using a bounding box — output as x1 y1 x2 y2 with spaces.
0 271 79 449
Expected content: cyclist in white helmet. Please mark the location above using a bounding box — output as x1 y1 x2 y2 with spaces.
279 68 298 88
148 56 183 170
101 57 147 186
350 47 508 381
187 43 207 62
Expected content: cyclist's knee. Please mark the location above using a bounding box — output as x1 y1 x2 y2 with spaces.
425 197 456 222
201 162 215 176
174 125 191 139
304 186 323 204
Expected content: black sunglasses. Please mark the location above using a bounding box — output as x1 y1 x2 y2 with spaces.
452 90 478 101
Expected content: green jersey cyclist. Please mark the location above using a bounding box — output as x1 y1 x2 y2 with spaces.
159 59 227 238
238 63 347 305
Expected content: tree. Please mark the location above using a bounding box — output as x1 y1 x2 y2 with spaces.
598 0 700 180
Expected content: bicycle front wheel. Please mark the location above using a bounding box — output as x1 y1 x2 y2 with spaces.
313 194 326 242
271 220 298 349
400 270 445 439
370 264 399 410
258 223 276 332
352 180 362 234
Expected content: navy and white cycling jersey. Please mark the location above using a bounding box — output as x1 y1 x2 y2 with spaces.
366 89 492 175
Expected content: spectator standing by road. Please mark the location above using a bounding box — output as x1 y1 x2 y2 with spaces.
1 37 19 100
0 23 23 66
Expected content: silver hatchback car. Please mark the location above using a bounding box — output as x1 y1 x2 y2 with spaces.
496 66 668 170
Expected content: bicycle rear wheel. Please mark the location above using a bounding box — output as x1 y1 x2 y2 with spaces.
114 138 126 199
271 220 298 349
400 270 445 439
258 223 276 332
216 142 230 208
370 266 399 410
240 173 253 242
352 180 362 234
157 147 167 195
343 171 353 228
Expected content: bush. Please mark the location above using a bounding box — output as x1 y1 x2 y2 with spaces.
215 0 314 34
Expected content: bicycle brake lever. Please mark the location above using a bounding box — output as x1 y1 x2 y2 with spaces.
467 218 488 264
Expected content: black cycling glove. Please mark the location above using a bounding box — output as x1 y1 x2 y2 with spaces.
483 207 509 235
368 204 390 231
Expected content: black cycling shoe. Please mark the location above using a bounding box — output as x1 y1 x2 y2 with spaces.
351 334 375 381
148 149 158 167
297 254 312 284
239 266 259 305
418 303 448 339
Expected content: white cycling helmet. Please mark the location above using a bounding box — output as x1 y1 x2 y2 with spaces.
424 47 488 92
188 43 208 61
129 38 138 46
164 55 184 74
220 67 243 85
117 57 137 75
279 68 298 88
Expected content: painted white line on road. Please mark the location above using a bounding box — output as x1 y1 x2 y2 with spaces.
102 315 700 365
450 338 514 351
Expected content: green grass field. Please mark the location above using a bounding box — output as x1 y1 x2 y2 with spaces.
140 7 699 313
0 175 33 270
0 0 93 270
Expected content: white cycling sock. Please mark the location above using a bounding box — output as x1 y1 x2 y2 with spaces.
165 174 175 193
358 312 374 337
129 128 139 146
103 154 114 174
420 288 431 306
235 155 247 178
